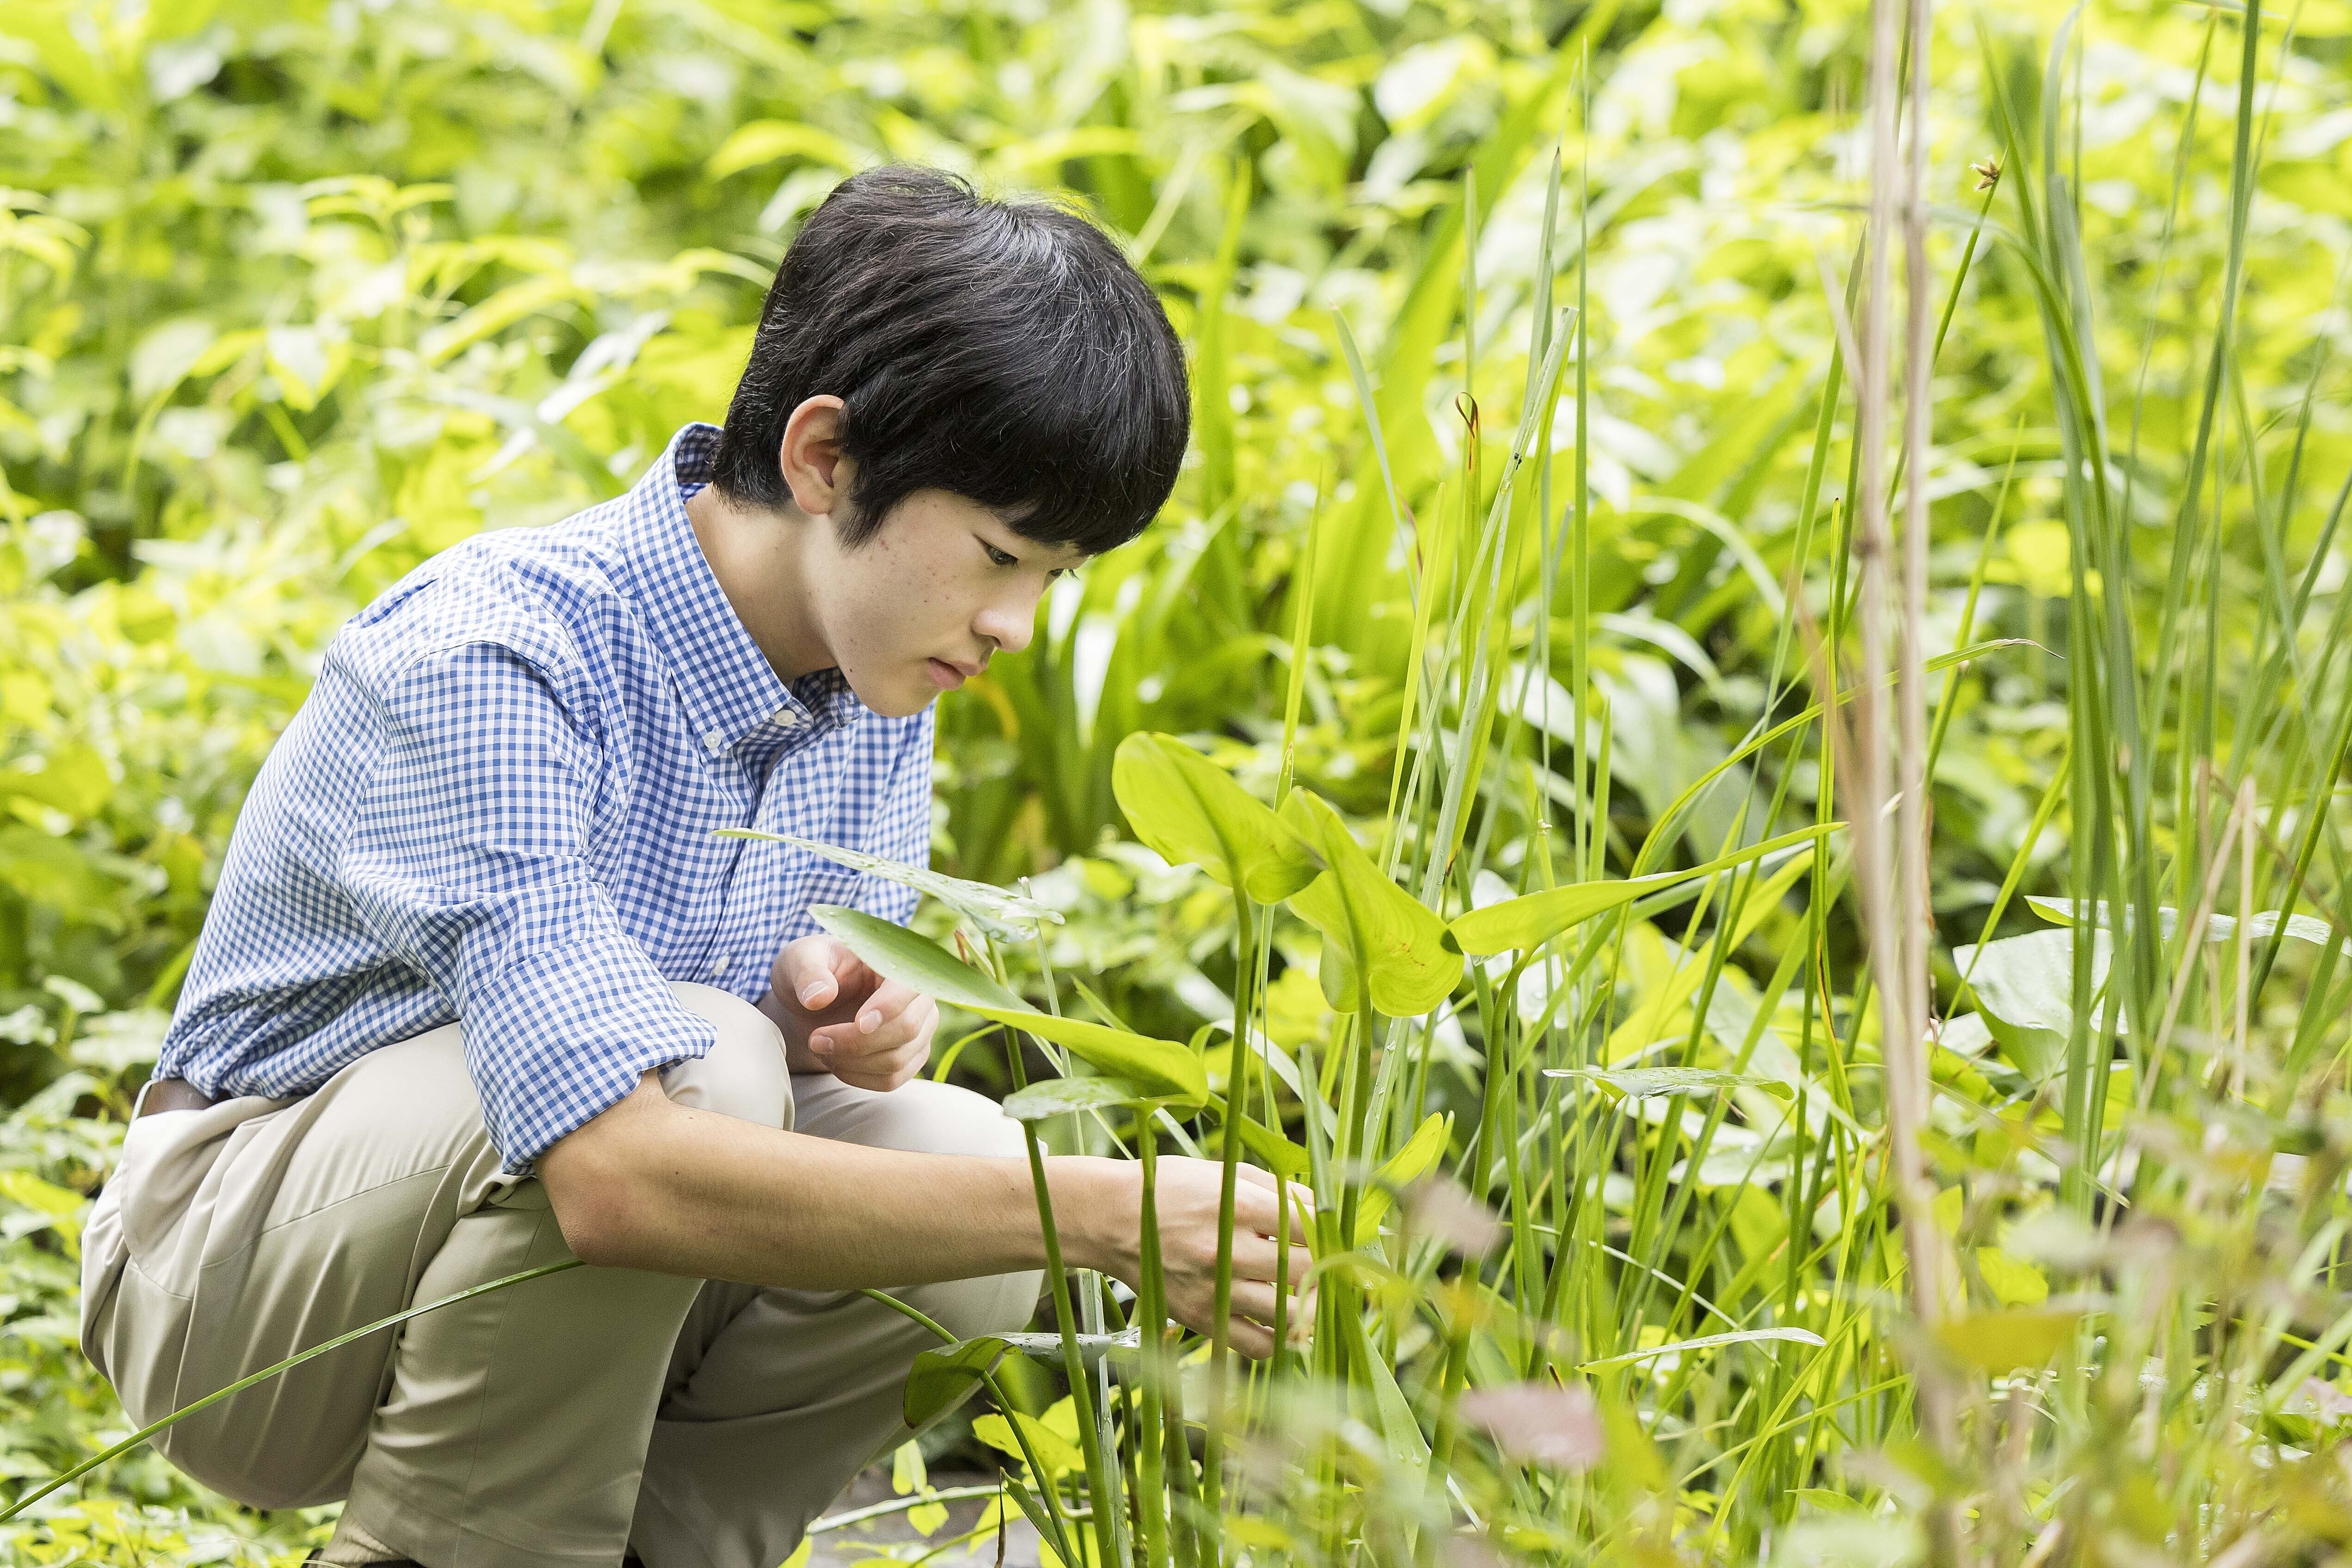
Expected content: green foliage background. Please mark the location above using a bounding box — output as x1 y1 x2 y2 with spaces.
4 0 2351 1560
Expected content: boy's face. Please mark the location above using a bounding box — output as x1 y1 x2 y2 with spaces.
807 487 1090 718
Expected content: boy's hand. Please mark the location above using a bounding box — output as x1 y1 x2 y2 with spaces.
1073 1157 1318 1359
761 933 937 1092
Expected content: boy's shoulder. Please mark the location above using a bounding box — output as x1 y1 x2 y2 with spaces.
332 504 634 700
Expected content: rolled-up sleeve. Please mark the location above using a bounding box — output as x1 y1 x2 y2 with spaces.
341 641 713 1171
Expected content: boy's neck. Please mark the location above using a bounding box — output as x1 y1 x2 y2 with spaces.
683 482 833 689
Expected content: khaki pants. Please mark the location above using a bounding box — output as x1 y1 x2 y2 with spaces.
79 983 1041 1568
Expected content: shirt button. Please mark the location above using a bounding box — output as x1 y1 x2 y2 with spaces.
773 709 801 730
710 954 731 978
703 730 726 754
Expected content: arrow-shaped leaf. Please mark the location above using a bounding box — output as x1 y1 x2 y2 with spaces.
1112 732 1321 902
1002 1076 1144 1121
1450 824 1835 955
903 1329 1144 1429
1353 1112 1451 1245
1283 790 1461 1017
726 831 1060 941
813 906 1207 1106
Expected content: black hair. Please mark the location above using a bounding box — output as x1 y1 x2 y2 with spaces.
711 166 1190 554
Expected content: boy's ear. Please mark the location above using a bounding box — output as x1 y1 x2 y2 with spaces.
776 395 847 518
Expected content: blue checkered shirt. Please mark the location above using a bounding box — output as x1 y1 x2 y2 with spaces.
155 422 933 1171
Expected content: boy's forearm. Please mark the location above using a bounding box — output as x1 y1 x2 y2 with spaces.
539 1074 1130 1289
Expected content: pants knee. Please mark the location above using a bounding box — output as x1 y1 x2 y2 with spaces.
662 982 791 1131
905 1079 1027 1160
915 1265 1046 1343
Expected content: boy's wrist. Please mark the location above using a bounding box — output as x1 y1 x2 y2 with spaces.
1043 1155 1140 1281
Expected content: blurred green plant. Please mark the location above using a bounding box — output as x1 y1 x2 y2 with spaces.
9 0 2352 1563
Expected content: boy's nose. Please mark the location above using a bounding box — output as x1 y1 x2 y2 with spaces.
975 598 1036 657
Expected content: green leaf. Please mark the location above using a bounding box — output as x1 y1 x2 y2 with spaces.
0 742 113 820
1542 1066 1796 1103
730 831 1061 941
1002 1076 1143 1121
810 905 1030 1014
968 1009 1207 1109
1282 790 1460 1017
1935 1308 2082 1371
1449 824 1835 955
1344 1305 1430 1469
974 1411 1085 1479
2027 895 2352 958
1976 1246 2050 1308
1952 928 2111 1083
904 1336 1014 1429
1232 1113 1312 1182
814 906 1207 1105
1111 731 1321 902
1353 1111 1450 1246
901 1328 1142 1430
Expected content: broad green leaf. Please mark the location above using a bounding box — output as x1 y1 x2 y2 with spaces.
1449 824 1833 955
904 1335 1016 1429
130 317 215 402
1233 1113 1312 1182
965 1009 1207 1108
1344 1305 1429 1468
810 905 1030 1015
1976 1246 2050 1308
1353 1112 1451 1246
0 742 113 819
814 906 1206 1105
1543 1066 1795 1103
974 1410 1085 1479
1002 1076 1142 1121
1952 928 2113 1083
1935 1308 2082 1370
903 1329 1141 1429
1111 731 1321 902
1282 790 1459 1017
730 830 1060 941
2027 895 2352 958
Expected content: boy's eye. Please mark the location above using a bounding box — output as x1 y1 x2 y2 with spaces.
981 541 1018 568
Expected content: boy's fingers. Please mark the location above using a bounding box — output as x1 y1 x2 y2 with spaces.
835 1041 930 1092
1222 1279 1311 1326
856 977 923 1034
1231 1178 1319 1238
816 997 936 1088
780 937 843 1009
1225 1317 1276 1360
820 995 934 1058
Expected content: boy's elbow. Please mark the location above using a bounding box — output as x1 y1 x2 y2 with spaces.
539 1078 664 1269
549 1174 642 1269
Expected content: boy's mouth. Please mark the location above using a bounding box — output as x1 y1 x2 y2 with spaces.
926 658 968 691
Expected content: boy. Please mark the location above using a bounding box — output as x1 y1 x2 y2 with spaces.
79 167 1311 1568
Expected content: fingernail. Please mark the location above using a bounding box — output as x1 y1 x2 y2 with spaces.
858 1010 881 1032
810 1033 833 1054
799 982 827 1005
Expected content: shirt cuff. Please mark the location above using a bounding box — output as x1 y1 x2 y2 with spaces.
462 935 716 1173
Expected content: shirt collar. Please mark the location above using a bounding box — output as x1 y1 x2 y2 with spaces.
613 423 865 753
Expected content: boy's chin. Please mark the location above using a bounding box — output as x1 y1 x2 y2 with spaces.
843 669 938 720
